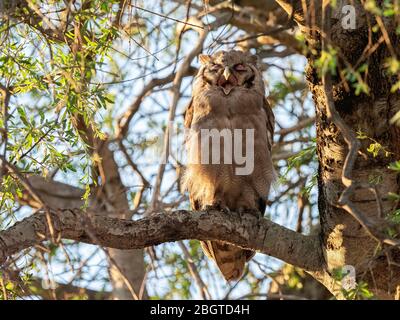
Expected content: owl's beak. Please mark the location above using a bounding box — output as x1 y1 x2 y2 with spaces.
223 67 232 81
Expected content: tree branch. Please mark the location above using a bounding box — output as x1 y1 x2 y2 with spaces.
19 176 84 209
0 209 323 272
22 277 111 300
116 67 197 140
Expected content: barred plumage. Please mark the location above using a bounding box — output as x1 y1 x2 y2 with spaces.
183 50 275 281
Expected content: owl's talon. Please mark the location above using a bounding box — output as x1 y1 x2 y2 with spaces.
203 204 230 214
237 208 261 218
246 208 262 218
220 207 231 214
204 204 222 211
204 204 218 212
236 207 245 217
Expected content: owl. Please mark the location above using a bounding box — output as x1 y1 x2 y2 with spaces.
182 50 275 281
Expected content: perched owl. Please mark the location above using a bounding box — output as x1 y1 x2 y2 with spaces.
183 50 275 281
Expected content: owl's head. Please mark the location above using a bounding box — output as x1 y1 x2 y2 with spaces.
198 50 260 95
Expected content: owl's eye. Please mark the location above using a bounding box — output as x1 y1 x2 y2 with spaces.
209 64 221 72
234 63 246 71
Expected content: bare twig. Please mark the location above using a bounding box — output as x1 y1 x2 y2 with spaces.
25 0 63 39
130 4 204 30
178 241 211 300
276 117 315 138
116 68 197 140
0 83 10 185
149 18 210 211
0 157 47 209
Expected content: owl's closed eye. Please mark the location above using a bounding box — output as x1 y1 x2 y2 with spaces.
184 49 275 281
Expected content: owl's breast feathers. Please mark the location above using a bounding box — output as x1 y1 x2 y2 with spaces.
183 89 274 207
191 88 266 125
183 50 275 281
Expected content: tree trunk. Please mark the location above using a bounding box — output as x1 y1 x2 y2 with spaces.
313 68 400 299
276 0 400 298
95 142 147 300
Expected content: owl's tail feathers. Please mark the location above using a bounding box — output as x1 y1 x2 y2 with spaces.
200 240 254 281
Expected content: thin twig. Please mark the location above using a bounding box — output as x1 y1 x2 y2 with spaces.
130 4 204 30
148 18 210 211
178 241 211 300
116 68 196 140
0 157 46 209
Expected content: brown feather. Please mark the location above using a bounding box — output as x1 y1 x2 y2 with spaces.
183 50 274 281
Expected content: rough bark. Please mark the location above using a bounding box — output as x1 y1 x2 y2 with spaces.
275 0 400 299
0 209 323 274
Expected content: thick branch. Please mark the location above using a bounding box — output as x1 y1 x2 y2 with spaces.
0 209 323 272
18 176 84 209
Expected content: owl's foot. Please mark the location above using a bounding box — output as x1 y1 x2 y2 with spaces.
204 204 217 212
219 206 231 214
237 208 261 218
204 204 231 214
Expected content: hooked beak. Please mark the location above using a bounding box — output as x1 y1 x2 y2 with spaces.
223 66 231 81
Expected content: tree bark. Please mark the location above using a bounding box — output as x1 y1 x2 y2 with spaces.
0 209 323 274
275 0 400 299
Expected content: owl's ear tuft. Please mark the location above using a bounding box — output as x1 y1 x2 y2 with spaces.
247 54 259 66
199 54 211 64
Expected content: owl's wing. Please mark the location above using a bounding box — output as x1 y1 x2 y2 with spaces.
258 98 275 216
263 97 275 152
183 98 194 129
